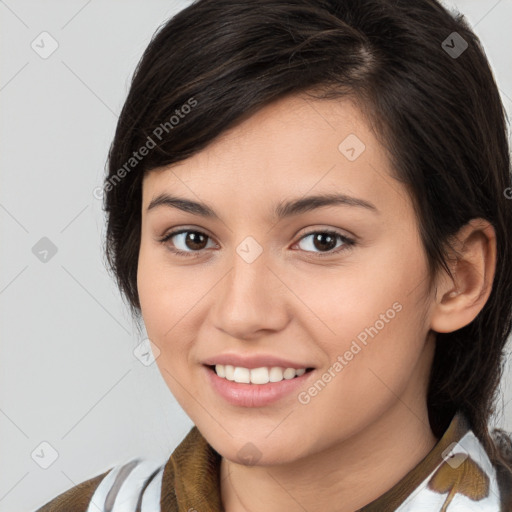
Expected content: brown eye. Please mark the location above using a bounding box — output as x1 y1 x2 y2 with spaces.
160 229 215 256
180 231 208 250
296 230 355 256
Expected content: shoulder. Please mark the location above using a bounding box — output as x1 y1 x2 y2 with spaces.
33 457 166 512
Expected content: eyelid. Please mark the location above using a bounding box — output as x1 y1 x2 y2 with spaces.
158 225 356 258
294 224 356 241
292 229 355 258
159 224 216 243
158 227 218 256
159 224 355 241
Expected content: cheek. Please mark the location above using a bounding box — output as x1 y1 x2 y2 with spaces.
291 259 414 347
137 243 183 348
296 298 428 448
137 251 197 402
301 240 429 386
137 243 208 372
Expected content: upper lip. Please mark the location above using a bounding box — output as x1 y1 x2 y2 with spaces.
202 353 314 370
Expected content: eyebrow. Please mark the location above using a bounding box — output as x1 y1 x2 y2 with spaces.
146 192 379 219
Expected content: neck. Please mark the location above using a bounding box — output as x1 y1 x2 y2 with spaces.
220 391 438 512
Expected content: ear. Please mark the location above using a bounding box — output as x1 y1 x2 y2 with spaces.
430 218 497 333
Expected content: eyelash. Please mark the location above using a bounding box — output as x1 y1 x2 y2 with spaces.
158 228 356 259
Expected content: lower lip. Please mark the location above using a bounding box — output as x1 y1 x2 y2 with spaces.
203 365 315 407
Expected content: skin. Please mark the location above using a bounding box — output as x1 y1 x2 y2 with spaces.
137 93 496 512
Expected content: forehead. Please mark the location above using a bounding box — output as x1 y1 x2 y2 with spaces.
141 93 408 219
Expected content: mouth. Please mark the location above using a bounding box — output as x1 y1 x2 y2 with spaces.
203 363 316 407
206 364 315 385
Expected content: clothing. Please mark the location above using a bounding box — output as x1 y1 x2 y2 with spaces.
34 410 512 511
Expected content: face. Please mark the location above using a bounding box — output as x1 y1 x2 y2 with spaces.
137 93 437 466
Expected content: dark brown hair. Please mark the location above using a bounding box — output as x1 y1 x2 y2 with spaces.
102 0 512 481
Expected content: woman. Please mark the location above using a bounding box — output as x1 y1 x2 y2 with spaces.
34 0 512 510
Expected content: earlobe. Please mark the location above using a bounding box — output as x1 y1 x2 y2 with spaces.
430 219 497 334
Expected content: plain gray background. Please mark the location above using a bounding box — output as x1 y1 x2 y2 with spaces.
1 1 511 510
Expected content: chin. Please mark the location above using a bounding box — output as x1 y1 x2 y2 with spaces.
201 424 307 467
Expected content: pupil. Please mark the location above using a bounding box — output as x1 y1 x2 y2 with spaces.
186 232 207 250
314 233 336 252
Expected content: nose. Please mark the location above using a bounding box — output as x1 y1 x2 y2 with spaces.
210 245 290 341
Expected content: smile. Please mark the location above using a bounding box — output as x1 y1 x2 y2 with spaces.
204 364 315 407
212 364 310 384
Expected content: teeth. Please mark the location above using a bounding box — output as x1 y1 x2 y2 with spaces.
269 367 284 382
250 367 270 384
233 367 250 383
214 364 308 384
225 365 235 381
216 364 226 378
283 368 296 379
